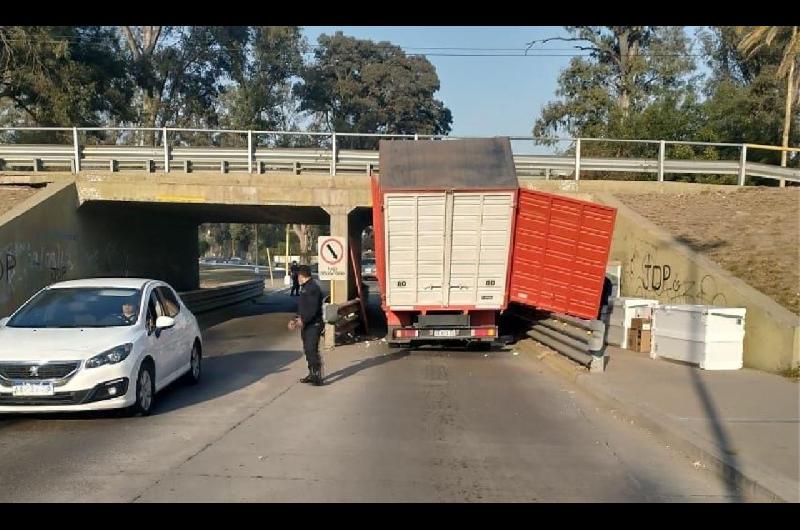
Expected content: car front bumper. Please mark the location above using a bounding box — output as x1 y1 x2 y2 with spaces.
0 362 137 413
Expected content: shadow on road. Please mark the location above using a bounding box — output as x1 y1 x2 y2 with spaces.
154 348 303 414
324 348 410 385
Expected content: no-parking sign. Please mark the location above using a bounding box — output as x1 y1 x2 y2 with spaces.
317 236 347 280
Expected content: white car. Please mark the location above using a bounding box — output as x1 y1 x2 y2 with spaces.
0 278 203 416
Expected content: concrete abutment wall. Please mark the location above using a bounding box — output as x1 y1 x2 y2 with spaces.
519 180 799 373
0 179 200 317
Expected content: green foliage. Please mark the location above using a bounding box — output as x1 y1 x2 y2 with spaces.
294 32 452 149
533 26 697 143
198 238 210 256
534 26 800 182
218 27 306 137
0 26 133 138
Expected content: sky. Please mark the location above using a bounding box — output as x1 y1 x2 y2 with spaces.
302 27 705 154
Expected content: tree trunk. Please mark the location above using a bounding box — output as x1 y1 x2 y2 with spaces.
781 28 796 169
291 224 310 262
618 28 632 119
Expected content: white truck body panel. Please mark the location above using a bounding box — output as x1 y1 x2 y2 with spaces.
383 191 514 310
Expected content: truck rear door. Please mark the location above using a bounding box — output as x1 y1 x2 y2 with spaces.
509 189 616 319
384 190 514 310
448 191 514 309
384 193 447 307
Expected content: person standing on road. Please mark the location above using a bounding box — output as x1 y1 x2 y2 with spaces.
291 265 325 386
290 260 300 296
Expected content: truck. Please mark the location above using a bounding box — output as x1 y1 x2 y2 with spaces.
371 137 617 349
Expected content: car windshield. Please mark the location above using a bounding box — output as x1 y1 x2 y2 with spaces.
7 287 143 328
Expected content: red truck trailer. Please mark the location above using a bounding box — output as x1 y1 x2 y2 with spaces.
371 137 616 348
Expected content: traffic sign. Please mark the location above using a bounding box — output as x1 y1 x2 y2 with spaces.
318 236 347 280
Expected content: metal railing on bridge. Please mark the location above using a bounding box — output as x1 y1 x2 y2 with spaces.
0 127 798 186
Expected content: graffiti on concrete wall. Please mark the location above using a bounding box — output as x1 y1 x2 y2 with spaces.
0 239 77 309
626 240 728 306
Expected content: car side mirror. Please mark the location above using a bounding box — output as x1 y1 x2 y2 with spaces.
155 316 175 329
0 317 9 327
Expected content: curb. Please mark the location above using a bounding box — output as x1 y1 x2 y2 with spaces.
518 339 788 503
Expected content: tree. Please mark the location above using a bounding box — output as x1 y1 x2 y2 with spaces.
0 26 133 137
699 27 799 166
118 26 249 144
530 27 696 146
217 26 305 140
229 223 254 257
198 238 210 257
295 32 452 149
736 26 799 167
290 224 323 263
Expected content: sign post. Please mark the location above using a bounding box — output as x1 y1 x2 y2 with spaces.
319 236 348 350
317 236 347 284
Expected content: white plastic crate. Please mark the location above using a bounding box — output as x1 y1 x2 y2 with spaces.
606 297 660 349
652 305 746 370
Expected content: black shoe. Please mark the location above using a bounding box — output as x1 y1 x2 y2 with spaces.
299 372 314 383
311 367 324 386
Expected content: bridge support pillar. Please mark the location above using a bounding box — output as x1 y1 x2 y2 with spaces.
323 206 352 349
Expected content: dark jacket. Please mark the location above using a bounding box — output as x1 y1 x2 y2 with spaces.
297 279 323 327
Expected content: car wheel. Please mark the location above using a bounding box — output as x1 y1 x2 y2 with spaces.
130 362 155 416
184 342 202 385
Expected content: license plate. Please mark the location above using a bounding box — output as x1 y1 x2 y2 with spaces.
433 329 458 337
12 382 54 397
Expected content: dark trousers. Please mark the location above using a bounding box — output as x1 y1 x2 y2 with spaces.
301 321 323 371
290 276 300 296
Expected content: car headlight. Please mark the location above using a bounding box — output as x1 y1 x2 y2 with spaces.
85 343 133 369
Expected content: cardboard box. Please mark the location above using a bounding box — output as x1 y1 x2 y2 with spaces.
627 328 652 353
630 317 652 331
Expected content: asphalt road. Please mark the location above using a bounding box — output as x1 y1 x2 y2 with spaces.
0 288 741 502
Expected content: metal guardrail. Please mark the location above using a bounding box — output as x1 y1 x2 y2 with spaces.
513 306 607 372
179 279 264 314
0 127 798 185
323 298 365 344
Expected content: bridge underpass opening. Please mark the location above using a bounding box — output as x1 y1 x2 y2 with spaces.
76 200 379 343
79 200 331 291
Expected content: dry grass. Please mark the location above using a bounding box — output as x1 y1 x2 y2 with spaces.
0 185 41 217
616 187 800 315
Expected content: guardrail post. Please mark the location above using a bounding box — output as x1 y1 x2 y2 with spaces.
330 133 337 176
414 134 418 141
738 144 747 186
247 130 253 174
658 140 665 182
574 138 581 181
72 127 80 173
163 127 170 173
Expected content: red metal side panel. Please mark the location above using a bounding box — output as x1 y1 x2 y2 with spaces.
370 175 388 309
509 189 617 320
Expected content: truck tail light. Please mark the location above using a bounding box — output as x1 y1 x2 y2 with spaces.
471 328 496 337
394 329 419 338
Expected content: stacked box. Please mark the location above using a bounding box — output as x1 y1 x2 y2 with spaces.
627 318 652 353
606 298 659 348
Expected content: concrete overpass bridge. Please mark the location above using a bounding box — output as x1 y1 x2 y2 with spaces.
1 129 798 371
